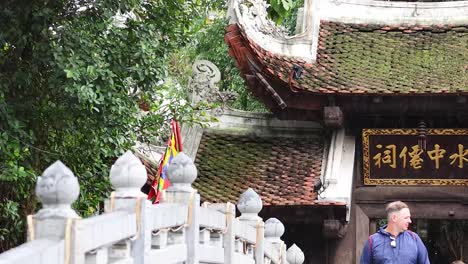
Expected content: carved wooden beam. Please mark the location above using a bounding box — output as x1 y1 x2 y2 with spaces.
256 72 287 109
323 106 344 128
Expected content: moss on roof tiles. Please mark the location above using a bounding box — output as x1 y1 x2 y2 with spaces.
238 22 468 94
322 23 467 93
193 132 324 206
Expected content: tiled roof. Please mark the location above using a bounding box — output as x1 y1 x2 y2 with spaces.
226 21 468 94
192 132 341 206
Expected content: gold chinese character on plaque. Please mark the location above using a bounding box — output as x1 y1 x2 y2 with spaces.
449 144 468 168
399 146 408 168
408 145 424 169
398 145 424 169
427 144 446 169
373 144 397 168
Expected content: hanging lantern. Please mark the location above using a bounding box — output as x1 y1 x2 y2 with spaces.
417 121 427 151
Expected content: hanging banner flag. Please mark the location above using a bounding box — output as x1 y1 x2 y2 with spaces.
148 120 183 203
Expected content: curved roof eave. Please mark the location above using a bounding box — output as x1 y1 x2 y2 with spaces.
226 0 468 95
228 0 468 62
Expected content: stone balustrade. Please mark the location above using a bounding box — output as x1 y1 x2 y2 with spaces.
0 151 305 264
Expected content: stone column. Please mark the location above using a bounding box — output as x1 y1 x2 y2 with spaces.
109 151 150 264
286 244 305 264
237 188 264 264
163 152 200 264
265 218 287 263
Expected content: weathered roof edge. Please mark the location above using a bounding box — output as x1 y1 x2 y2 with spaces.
181 109 325 159
188 111 356 216
228 0 468 62
228 0 318 62
190 110 352 208
320 0 468 25
207 109 323 135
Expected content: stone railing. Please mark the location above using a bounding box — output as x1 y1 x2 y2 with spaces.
0 151 304 264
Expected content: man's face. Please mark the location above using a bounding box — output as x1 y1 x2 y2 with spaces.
394 208 412 232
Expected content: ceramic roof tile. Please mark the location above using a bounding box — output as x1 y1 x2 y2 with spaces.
225 21 468 94
192 132 326 206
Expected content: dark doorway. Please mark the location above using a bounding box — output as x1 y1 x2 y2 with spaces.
413 219 468 264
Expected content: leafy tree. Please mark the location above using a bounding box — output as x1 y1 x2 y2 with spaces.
269 0 295 24
178 0 306 111
281 0 304 34
0 0 294 252
0 0 209 252
169 5 269 112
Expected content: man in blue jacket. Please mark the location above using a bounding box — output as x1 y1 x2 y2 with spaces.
360 201 430 264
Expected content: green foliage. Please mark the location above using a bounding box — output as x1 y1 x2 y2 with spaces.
0 201 24 251
268 0 295 24
169 14 268 112
0 90 37 252
192 18 267 112
0 0 277 252
168 0 308 113
0 0 210 252
281 0 304 34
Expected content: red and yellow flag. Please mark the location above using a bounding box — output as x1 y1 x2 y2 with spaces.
148 119 183 203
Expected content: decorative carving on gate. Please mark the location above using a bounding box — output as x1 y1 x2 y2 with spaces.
235 0 290 38
188 60 237 106
323 106 344 128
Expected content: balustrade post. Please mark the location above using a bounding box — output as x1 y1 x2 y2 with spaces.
0 161 80 264
237 188 264 264
161 152 200 264
286 244 305 264
33 161 80 237
265 218 287 263
224 203 236 264
108 151 151 264
207 202 236 264
35 161 80 263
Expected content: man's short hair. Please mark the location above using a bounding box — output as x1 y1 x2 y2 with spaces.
386 201 409 218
